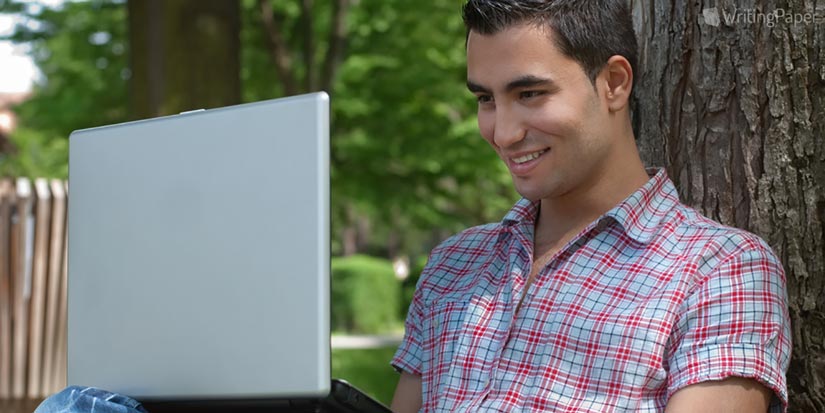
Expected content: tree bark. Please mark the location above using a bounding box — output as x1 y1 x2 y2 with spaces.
630 0 825 411
0 131 15 157
128 0 241 118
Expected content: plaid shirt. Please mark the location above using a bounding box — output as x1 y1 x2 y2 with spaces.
392 169 790 412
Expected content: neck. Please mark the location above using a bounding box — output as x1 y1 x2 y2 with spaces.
534 136 649 251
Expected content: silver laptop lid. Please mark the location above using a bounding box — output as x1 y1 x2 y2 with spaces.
68 92 330 400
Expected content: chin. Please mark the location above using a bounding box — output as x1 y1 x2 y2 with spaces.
513 183 549 202
512 174 564 202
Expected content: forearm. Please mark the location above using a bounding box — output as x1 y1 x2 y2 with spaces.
390 372 422 413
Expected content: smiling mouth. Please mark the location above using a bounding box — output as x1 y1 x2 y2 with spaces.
512 149 548 164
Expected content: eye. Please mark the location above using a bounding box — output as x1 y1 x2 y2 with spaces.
520 90 543 99
476 94 494 104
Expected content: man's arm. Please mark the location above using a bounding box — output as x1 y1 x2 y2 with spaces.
390 372 422 413
665 377 772 413
665 238 790 412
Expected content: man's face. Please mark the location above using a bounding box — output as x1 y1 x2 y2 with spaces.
466 24 615 202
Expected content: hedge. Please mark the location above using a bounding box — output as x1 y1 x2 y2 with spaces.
331 255 401 334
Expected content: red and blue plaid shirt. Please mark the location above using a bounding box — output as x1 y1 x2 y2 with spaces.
392 168 790 412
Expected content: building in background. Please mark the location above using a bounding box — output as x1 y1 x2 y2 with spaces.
0 91 29 153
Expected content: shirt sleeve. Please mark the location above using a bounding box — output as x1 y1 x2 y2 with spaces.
666 239 792 412
391 234 457 376
391 277 425 376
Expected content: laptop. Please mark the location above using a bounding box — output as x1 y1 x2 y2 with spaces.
67 92 391 412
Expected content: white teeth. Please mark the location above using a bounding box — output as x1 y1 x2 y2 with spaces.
512 150 547 164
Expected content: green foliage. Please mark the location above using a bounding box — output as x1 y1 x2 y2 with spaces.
0 126 67 177
331 347 398 406
331 255 401 334
4 1 129 138
331 0 517 242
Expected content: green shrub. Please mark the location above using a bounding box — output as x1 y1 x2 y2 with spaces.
331 255 400 334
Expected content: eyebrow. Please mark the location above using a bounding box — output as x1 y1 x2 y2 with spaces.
466 75 556 94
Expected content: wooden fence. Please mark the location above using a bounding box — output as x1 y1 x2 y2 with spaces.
0 177 68 400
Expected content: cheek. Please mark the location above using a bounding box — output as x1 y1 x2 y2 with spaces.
526 106 574 136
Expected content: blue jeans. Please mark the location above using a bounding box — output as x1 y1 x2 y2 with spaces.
35 386 148 413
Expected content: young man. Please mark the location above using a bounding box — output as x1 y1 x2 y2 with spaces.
390 1 791 412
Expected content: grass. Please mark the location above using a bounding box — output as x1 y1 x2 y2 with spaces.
331 346 399 406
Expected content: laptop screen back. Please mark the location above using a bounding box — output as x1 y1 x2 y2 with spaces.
67 92 330 400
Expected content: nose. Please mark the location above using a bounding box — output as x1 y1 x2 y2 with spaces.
492 106 525 148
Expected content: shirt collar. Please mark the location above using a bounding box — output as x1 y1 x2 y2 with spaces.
602 168 680 244
500 168 679 244
501 197 540 227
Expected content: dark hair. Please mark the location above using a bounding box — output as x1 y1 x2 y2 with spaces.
462 0 638 88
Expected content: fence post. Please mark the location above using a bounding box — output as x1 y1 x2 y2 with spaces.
10 177 32 398
0 179 14 398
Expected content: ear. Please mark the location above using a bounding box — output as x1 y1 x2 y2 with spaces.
599 55 633 112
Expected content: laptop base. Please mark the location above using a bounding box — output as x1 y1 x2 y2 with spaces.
140 379 391 413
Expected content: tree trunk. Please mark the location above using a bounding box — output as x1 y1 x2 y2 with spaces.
0 131 15 157
128 0 241 118
630 0 825 410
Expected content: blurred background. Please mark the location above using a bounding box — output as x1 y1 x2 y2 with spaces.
0 0 521 406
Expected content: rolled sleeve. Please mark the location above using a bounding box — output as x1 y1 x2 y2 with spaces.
667 241 791 412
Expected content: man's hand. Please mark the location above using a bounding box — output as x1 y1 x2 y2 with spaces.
665 377 772 412
390 372 422 413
